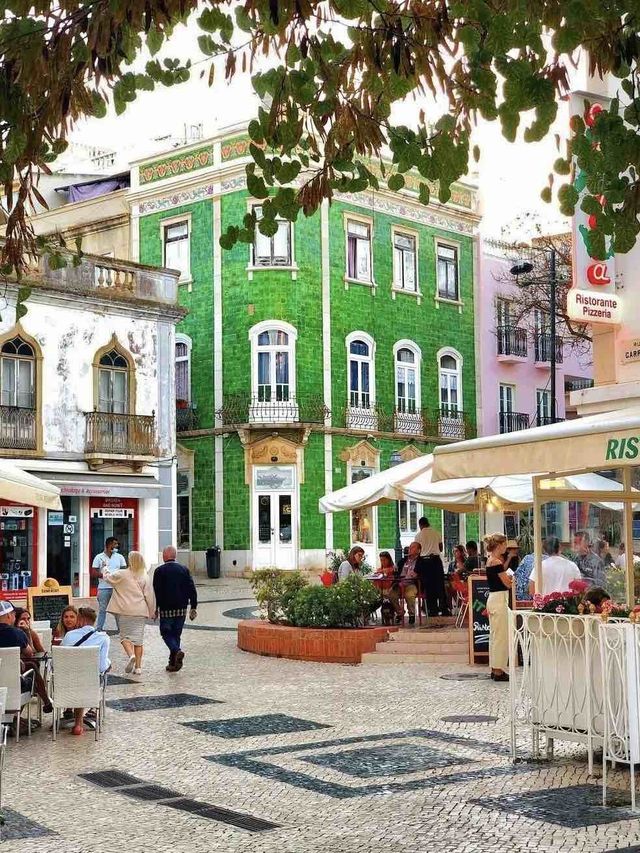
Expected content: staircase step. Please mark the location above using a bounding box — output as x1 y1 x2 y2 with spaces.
391 629 466 644
376 642 467 655
362 651 469 665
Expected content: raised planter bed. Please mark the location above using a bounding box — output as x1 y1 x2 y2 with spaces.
237 620 399 664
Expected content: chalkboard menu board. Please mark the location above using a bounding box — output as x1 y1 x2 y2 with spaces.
27 584 72 628
468 575 491 664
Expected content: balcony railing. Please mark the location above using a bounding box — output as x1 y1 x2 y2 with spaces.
536 415 565 427
499 411 530 434
342 404 474 440
534 333 564 364
565 377 594 393
85 411 156 456
0 406 37 450
497 326 527 358
176 404 199 432
216 395 329 426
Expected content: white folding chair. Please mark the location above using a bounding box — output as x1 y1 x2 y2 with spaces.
0 648 34 742
31 620 52 633
51 647 103 742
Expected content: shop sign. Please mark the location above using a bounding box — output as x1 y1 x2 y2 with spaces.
0 506 34 518
91 508 134 519
620 339 640 365
605 435 640 461
568 95 621 326
48 512 64 526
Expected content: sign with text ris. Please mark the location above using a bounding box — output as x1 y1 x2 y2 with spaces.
568 93 621 326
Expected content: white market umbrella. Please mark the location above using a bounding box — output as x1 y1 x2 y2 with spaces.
0 459 61 510
318 453 432 513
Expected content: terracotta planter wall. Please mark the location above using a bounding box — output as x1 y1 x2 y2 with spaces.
237 620 398 663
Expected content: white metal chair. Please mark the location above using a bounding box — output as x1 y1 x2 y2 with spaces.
0 648 35 742
31 620 52 633
51 647 103 741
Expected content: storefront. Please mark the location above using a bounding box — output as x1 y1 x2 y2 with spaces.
0 502 37 598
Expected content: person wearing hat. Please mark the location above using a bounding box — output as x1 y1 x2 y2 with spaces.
0 600 52 713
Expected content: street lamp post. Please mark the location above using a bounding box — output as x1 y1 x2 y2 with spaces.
389 450 403 566
510 247 558 423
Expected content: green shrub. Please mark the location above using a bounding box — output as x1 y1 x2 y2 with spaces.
250 568 308 624
284 573 381 628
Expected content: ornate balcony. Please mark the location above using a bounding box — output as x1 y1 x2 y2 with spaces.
176 404 199 432
499 411 530 434
84 411 156 469
0 406 37 450
496 325 528 360
341 404 475 441
534 333 564 365
216 394 329 427
537 415 565 427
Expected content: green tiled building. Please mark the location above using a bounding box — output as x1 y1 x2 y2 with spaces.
132 129 481 574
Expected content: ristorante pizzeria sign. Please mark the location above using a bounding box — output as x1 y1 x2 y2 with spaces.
567 97 622 326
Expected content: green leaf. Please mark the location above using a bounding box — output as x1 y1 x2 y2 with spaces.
146 25 164 56
387 174 405 191
540 186 552 203
247 173 269 199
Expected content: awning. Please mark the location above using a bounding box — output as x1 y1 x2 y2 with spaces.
0 460 61 510
318 453 432 513
432 407 640 482
36 472 160 500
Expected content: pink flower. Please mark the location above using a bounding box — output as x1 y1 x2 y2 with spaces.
555 605 565 613
569 579 590 594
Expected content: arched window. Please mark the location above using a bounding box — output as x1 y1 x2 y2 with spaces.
175 334 192 404
347 332 375 410
249 322 298 412
93 338 134 415
0 336 35 409
394 341 421 414
438 349 463 417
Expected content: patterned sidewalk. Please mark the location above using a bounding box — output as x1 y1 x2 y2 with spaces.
4 579 640 853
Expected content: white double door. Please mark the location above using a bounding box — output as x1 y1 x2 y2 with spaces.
252 465 297 570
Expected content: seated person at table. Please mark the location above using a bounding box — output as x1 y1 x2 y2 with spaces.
387 542 425 626
13 608 45 655
463 541 481 576
54 606 78 642
338 546 365 580
62 606 111 736
378 551 396 577
529 536 581 597
448 544 466 575
0 600 52 713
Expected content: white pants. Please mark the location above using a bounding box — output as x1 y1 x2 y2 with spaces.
487 591 509 671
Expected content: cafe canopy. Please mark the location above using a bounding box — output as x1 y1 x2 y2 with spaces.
0 459 62 510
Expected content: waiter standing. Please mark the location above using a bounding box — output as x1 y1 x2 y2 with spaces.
414 517 450 617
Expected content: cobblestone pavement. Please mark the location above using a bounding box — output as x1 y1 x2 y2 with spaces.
5 579 640 853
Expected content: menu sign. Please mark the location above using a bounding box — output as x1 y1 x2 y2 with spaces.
468 575 490 665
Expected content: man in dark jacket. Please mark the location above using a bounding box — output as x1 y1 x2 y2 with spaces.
153 546 198 672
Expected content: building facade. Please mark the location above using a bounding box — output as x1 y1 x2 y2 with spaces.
478 244 593 439
129 130 481 573
0 253 182 597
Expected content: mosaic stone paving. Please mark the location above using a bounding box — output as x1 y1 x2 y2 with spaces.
440 715 499 723
470 784 638 828
440 672 492 681
106 693 223 713
183 713 332 739
302 742 472 778
105 675 137 686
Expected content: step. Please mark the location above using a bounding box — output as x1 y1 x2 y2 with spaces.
376 642 467 655
362 651 470 664
390 629 466 644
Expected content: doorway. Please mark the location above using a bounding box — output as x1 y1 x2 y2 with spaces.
252 465 297 570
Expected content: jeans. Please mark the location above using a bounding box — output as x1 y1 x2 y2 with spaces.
159 616 186 658
96 588 113 631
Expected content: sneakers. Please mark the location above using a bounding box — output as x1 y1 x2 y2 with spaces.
174 650 185 671
125 655 136 673
133 667 142 675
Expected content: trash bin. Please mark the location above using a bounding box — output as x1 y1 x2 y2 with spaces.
206 546 221 579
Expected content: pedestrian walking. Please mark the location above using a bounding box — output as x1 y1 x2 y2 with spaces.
106 551 155 675
153 546 198 672
91 537 126 631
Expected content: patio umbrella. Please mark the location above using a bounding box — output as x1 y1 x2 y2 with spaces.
0 459 62 510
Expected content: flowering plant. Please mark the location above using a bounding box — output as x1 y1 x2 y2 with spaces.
531 579 640 620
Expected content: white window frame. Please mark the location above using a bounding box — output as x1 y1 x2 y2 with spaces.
399 499 422 543
176 469 192 550
537 388 551 423
246 201 298 278
161 214 192 285
437 346 463 416
393 340 422 414
346 331 376 408
347 460 378 563
499 383 515 415
434 238 462 308
248 320 298 421
344 212 375 288
391 226 420 297
175 333 192 405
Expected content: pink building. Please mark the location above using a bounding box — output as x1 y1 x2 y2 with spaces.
478 244 593 437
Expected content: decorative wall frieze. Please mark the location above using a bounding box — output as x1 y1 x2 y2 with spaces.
139 184 215 215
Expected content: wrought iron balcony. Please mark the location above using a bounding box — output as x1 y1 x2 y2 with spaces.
176 404 199 432
84 411 156 457
216 394 329 426
534 333 564 364
496 325 527 359
394 407 424 436
564 376 594 392
432 407 473 441
0 406 37 450
499 411 530 434
536 415 565 427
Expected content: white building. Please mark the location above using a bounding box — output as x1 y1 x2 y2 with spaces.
0 252 183 597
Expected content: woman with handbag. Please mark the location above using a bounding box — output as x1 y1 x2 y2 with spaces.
106 551 155 676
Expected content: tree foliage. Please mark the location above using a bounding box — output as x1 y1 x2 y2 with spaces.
1 0 640 273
